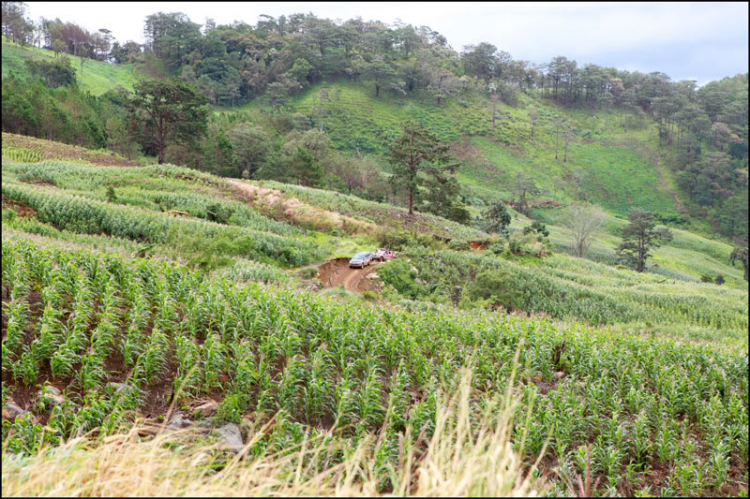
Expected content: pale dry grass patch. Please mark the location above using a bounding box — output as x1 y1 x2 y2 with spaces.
229 180 376 235
2 371 542 497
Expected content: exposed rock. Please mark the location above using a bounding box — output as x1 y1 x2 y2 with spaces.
410 266 419 274
197 418 217 430
194 400 219 416
44 386 61 396
166 413 193 430
553 371 566 380
367 273 380 280
2 399 26 420
41 386 65 406
217 423 244 453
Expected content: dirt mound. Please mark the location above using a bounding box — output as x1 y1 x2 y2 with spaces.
2 197 36 218
228 180 377 235
317 258 381 292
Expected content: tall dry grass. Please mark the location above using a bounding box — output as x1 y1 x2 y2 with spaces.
2 370 542 497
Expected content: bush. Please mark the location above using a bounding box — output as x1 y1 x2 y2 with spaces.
715 274 725 285
448 239 470 251
488 242 505 255
106 186 117 203
377 259 423 299
206 203 233 224
700 274 714 283
377 230 443 251
522 220 549 238
2 209 18 223
506 233 552 258
298 267 319 279
465 269 523 311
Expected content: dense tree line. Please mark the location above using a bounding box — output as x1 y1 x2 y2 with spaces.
2 1 141 62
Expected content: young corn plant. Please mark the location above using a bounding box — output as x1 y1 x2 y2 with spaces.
77 351 107 393
12 348 39 386
201 333 227 393
137 329 169 386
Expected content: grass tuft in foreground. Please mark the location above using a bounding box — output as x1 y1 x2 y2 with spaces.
1 371 540 497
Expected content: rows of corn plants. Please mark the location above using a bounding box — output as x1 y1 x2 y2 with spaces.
1 132 138 166
1 182 326 267
379 249 749 337
2 160 304 237
2 238 747 496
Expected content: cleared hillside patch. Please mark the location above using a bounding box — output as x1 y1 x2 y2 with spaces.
2 132 140 166
2 37 142 95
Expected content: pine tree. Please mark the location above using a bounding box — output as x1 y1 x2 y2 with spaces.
388 121 456 215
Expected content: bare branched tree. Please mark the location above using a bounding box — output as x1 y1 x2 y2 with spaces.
561 202 607 258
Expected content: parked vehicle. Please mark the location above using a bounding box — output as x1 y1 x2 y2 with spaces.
349 251 373 268
373 249 396 261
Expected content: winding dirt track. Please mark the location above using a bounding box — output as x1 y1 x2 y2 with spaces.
317 258 381 292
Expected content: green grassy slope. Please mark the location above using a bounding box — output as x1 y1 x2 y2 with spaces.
1 42 741 284
0 41 702 224
2 132 744 287
282 81 680 219
2 37 144 94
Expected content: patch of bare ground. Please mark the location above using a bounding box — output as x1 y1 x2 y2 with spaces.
2 196 36 217
228 180 377 235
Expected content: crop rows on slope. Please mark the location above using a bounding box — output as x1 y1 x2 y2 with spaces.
1 239 747 496
3 160 304 238
290 83 537 153
1 182 324 267
386 249 749 334
2 132 140 166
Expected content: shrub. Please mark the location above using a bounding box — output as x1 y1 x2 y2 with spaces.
298 267 319 279
506 233 552 258
701 274 714 283
206 203 233 224
2 209 18 223
465 269 523 311
378 259 423 299
522 220 549 238
448 239 470 251
715 274 725 285
106 186 117 203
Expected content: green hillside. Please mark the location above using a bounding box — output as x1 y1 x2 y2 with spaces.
277 81 680 219
0 40 732 238
1 27 748 497
1 137 748 496
2 37 145 95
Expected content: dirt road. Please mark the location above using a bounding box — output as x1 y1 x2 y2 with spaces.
317 258 382 292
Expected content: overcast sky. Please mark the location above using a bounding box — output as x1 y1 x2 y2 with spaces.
26 2 748 85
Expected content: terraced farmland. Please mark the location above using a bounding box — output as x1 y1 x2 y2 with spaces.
1 139 748 497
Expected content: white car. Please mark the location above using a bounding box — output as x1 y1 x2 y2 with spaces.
349 251 373 268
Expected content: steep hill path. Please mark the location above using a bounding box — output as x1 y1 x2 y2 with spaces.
654 152 687 214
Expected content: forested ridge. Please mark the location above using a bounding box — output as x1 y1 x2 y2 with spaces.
1 2 747 242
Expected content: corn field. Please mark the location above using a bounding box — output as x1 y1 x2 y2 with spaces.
383 249 748 335
2 182 325 267
2 238 747 496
